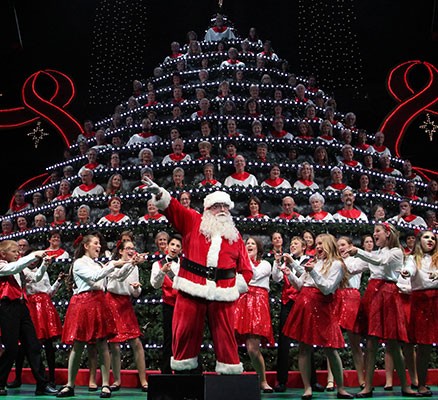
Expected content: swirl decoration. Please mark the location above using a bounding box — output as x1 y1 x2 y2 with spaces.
0 69 83 194
379 60 438 181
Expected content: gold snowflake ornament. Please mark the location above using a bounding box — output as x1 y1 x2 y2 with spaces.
27 121 49 148
419 113 437 142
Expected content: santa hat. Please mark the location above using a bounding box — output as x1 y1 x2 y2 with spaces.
203 191 234 210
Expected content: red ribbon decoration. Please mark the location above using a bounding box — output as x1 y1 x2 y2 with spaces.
0 69 83 146
379 60 438 181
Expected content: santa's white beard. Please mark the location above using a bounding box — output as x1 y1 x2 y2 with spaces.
200 210 239 243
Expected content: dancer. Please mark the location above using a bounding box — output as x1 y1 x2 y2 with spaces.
281 233 353 400
400 230 437 397
271 235 324 393
106 240 148 392
344 222 419 397
0 241 57 396
234 236 274 392
150 234 183 374
56 234 125 398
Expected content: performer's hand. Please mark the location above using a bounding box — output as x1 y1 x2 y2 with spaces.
141 176 161 195
304 258 315 272
400 269 410 279
130 282 142 289
161 262 172 272
429 271 438 281
343 246 358 257
279 265 291 276
282 253 293 265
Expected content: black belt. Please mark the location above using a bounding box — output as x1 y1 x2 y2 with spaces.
181 258 236 282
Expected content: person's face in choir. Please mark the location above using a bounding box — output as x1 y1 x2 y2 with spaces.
147 201 159 215
310 198 323 213
85 237 101 259
359 174 369 188
420 232 436 253
303 232 314 248
203 166 214 180
374 206 385 221
109 198 122 213
301 164 312 180
337 238 351 258
362 236 374 252
245 238 258 260
180 193 191 208
269 166 280 180
167 238 182 258
405 235 416 250
314 237 326 259
156 235 168 252
271 233 283 250
252 123 262 137
282 198 295 214
248 199 260 215
1 243 20 262
289 239 304 257
373 225 390 248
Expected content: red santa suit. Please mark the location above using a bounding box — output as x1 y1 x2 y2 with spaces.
152 189 253 374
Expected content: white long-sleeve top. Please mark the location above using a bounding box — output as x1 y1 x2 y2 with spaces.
0 253 41 287
248 259 271 291
286 259 344 295
106 262 141 297
343 256 362 289
271 254 307 283
349 247 403 282
72 255 116 294
150 258 180 289
23 263 62 296
402 254 438 291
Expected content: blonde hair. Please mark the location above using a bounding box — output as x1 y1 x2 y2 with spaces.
375 222 400 249
0 240 18 257
316 234 349 287
412 230 438 270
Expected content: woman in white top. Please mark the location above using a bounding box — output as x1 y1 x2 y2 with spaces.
293 162 319 191
345 223 419 397
281 233 352 400
400 230 438 397
106 240 148 392
234 237 274 393
57 234 125 398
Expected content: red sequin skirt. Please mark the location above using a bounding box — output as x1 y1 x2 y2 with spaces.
105 292 142 343
409 289 438 345
61 290 117 345
27 293 62 340
283 287 345 348
355 279 408 342
234 286 274 346
334 288 361 333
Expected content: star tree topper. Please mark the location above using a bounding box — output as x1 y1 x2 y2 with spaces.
27 121 49 148
419 113 437 142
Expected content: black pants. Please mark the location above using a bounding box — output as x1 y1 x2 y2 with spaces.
161 303 174 374
0 299 47 390
276 300 319 385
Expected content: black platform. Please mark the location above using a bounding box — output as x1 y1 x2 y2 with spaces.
147 373 261 400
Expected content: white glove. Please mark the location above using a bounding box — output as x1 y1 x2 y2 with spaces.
141 176 162 195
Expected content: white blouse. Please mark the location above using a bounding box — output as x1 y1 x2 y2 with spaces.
402 254 438 291
72 255 116 294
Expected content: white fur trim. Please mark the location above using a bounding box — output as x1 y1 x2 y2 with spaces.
173 276 240 301
206 235 222 268
235 273 249 294
152 188 171 210
204 191 234 210
216 361 244 375
171 356 198 371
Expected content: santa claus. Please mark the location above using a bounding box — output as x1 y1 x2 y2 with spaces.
143 178 253 374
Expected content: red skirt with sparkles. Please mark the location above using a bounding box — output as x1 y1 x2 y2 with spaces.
61 290 117 345
355 279 408 342
334 288 361 333
283 287 345 348
105 292 142 343
409 289 438 345
234 286 274 346
27 293 62 340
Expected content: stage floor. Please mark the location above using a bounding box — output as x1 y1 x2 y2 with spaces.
2 385 437 399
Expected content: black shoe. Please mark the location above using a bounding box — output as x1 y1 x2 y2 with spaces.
301 395 313 400
141 384 148 392
355 392 373 398
262 387 274 393
88 385 98 392
35 384 58 396
56 385 75 398
274 383 287 392
411 384 419 390
401 390 423 397
384 386 393 391
0 388 7 396
100 385 112 398
6 380 21 389
338 393 355 399
109 384 120 392
312 383 325 392
418 390 433 397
